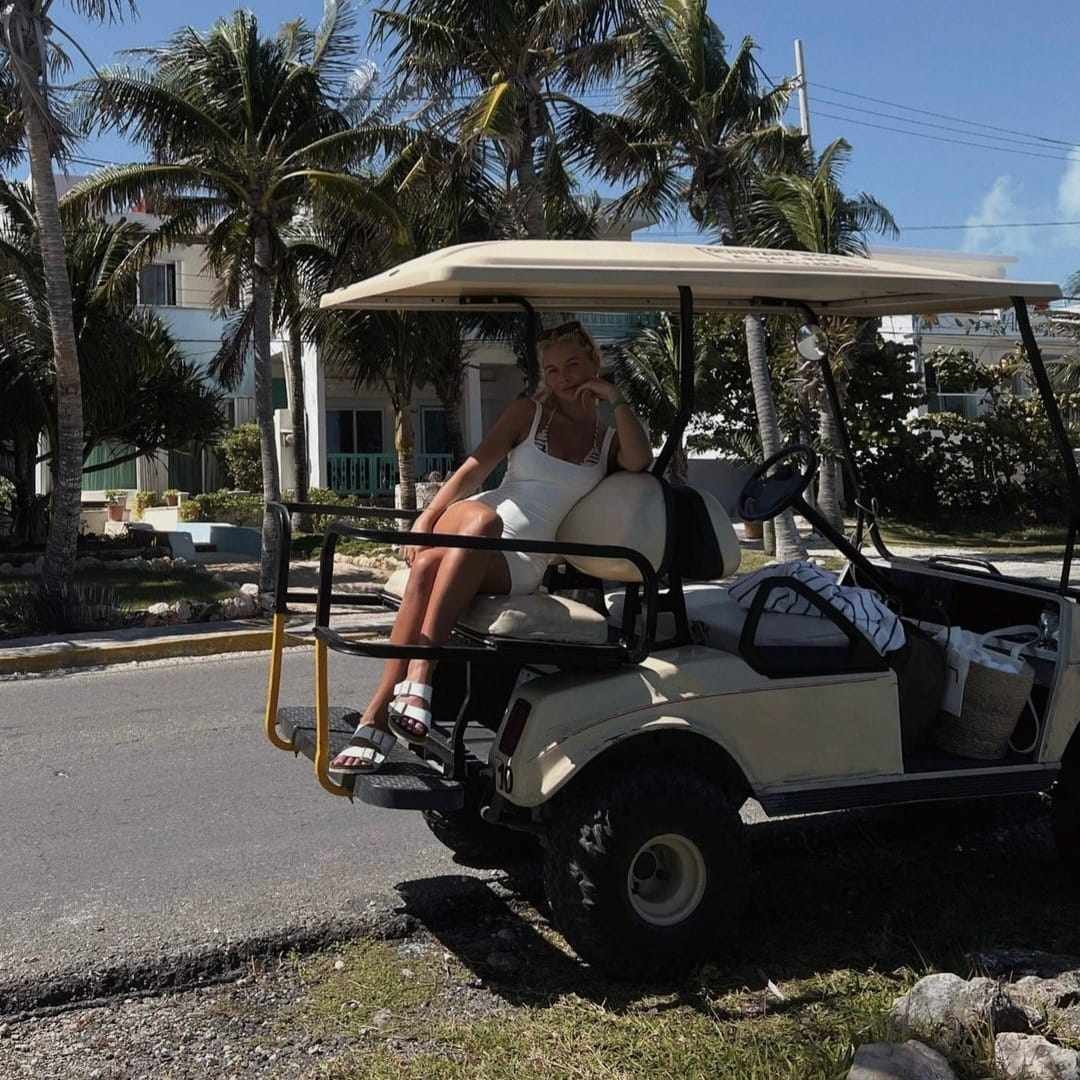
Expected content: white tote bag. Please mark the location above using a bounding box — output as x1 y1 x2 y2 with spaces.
934 624 1040 717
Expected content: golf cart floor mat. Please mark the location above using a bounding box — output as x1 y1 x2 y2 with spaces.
275 705 465 811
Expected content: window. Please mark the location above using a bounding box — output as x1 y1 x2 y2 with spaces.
328 409 383 454
138 263 177 306
421 407 450 455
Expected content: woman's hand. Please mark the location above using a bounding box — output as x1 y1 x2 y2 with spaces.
574 378 619 407
403 513 435 567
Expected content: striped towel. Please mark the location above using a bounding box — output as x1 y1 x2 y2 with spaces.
728 560 905 655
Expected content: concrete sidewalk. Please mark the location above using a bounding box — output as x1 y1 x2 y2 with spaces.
0 609 396 676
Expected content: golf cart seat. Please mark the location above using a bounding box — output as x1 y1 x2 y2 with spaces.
382 567 609 644
382 472 738 647
608 582 851 652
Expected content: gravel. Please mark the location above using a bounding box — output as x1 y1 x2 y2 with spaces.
0 961 340 1079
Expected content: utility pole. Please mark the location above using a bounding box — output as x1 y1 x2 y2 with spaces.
794 39 812 152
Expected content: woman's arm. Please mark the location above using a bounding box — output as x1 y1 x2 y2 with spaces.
576 380 652 473
403 398 533 562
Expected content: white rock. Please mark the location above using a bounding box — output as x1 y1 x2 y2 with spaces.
239 583 260 598
848 1040 956 1080
891 974 1029 1053
995 1033 1080 1079
147 602 171 617
170 600 192 623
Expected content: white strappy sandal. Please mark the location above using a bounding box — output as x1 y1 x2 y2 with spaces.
388 679 433 743
328 724 398 775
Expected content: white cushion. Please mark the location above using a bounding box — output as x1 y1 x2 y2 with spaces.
556 472 741 583
384 568 609 645
607 582 849 652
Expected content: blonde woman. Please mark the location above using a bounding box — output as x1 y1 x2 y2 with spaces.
331 321 652 773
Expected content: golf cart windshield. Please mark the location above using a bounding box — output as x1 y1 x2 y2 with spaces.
321 239 1078 596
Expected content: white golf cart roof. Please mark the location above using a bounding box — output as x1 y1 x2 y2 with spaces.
320 239 1062 317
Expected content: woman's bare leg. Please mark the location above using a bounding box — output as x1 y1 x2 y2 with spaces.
330 542 447 768
393 503 511 738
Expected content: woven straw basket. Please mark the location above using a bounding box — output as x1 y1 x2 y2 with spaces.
933 657 1035 760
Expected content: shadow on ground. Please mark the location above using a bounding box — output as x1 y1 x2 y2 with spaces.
392 795 1080 1013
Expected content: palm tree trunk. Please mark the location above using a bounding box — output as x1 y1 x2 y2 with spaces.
816 402 844 531
283 322 311 532
517 97 546 240
12 430 35 545
252 222 283 594
436 377 467 470
744 314 807 560
17 47 83 592
394 406 416 511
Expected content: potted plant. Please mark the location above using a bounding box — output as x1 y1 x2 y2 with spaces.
104 489 127 522
164 489 180 507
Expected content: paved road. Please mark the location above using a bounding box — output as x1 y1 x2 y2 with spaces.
0 653 481 991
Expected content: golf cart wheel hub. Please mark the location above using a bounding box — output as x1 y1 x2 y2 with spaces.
627 833 707 927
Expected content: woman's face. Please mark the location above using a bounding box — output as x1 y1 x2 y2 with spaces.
540 338 599 401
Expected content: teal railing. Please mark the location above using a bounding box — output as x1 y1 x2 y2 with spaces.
327 452 455 497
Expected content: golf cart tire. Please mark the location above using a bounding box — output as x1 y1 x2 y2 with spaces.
423 781 539 867
1052 763 1080 878
543 763 748 981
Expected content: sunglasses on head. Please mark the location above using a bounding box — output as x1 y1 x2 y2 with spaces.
537 320 585 342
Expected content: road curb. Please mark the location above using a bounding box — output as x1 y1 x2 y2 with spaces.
0 628 276 676
0 904 416 1019
0 618 394 676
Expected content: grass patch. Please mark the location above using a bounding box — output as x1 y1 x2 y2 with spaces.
299 941 903 1080
0 567 234 611
737 547 844 575
291 533 399 562
879 521 1068 551
288 794 1079 1080
87 569 235 609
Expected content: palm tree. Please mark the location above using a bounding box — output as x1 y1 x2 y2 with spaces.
583 1 806 557
611 312 718 482
370 0 636 239
66 3 404 591
0 0 136 591
0 180 223 492
747 138 898 529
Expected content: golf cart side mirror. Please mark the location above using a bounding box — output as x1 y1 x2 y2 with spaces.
796 325 828 362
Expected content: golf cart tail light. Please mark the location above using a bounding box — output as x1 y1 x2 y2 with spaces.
498 699 532 756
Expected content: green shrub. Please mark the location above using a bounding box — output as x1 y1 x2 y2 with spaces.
0 581 130 637
133 489 163 519
217 423 263 491
179 490 265 527
301 488 402 535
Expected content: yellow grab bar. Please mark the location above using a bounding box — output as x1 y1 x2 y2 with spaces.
314 640 350 798
263 612 295 752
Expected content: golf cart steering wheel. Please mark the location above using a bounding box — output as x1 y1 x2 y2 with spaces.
738 444 819 523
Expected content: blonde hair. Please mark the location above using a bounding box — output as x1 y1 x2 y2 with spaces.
534 321 603 402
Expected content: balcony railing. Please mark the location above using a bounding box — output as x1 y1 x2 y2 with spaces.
327 452 455 497
927 392 988 419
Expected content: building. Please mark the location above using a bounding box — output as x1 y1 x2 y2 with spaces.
875 249 1077 419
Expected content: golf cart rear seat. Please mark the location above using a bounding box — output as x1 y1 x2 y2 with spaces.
383 567 609 644
382 471 738 648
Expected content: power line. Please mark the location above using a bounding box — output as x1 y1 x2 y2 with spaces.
905 220 1080 231
810 80 1080 151
811 94 1079 155
813 109 1079 163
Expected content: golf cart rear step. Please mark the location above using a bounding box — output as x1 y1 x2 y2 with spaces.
275 705 465 811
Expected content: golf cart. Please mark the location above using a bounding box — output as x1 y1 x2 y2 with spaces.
264 241 1079 980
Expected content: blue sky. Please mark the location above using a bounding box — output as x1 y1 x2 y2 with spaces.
63 0 1080 289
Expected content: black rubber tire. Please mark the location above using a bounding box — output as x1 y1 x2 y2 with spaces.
543 763 748 981
1052 763 1080 878
423 782 539 867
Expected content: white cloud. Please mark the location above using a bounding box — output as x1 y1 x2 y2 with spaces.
1058 149 1080 219
962 175 1036 255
